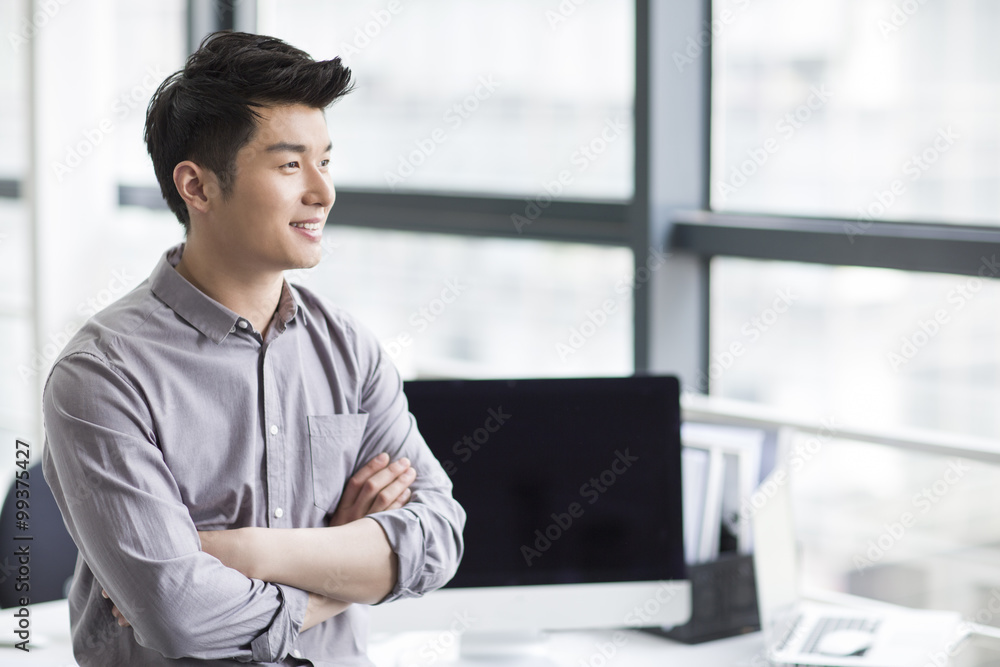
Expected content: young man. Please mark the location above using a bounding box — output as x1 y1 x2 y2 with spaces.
41 32 465 666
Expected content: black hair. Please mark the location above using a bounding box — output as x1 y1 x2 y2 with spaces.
144 31 353 231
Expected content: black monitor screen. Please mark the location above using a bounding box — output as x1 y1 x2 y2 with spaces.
403 376 686 588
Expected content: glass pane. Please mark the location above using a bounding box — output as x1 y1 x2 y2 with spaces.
712 0 1000 225
287 226 634 379
260 0 634 199
710 256 1000 440
115 0 187 186
0 0 26 177
791 434 1000 642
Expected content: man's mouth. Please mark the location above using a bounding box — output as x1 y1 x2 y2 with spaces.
290 220 322 231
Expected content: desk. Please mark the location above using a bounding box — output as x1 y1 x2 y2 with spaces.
0 599 768 666
6 599 1000 666
0 599 76 666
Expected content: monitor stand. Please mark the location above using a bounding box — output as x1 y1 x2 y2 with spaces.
450 631 559 667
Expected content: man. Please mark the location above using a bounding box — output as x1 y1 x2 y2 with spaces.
41 31 465 666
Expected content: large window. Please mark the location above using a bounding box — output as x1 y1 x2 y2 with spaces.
292 226 633 379
707 0 1000 441
260 0 635 199
713 0 1000 225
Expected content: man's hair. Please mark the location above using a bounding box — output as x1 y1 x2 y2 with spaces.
144 31 353 231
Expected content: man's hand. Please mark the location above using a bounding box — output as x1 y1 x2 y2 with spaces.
328 453 416 527
102 589 131 628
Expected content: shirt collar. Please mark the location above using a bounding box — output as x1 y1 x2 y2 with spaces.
150 243 308 344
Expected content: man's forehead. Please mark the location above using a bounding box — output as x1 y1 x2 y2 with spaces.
246 105 330 154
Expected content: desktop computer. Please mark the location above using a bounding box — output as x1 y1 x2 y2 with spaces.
368 376 691 664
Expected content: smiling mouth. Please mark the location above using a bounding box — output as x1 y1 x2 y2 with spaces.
290 220 322 231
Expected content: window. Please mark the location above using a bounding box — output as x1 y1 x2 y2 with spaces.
705 0 1000 441
711 257 1000 440
259 0 635 199
712 0 1000 225
289 226 634 379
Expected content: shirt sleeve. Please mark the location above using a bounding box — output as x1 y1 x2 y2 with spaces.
41 351 308 662
352 332 466 603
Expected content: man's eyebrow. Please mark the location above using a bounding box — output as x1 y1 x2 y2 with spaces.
265 141 333 153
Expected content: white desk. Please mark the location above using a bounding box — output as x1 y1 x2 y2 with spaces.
0 599 76 666
0 599 767 666
8 601 1000 666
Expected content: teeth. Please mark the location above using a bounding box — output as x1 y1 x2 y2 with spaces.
291 222 321 231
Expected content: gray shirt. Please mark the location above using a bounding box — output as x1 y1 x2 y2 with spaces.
41 243 465 666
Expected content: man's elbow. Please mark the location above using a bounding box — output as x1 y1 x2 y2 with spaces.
131 614 244 661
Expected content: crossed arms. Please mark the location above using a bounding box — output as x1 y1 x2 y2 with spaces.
106 453 418 631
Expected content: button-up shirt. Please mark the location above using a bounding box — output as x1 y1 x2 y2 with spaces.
41 243 465 666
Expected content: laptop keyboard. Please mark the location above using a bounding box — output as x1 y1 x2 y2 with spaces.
802 615 882 655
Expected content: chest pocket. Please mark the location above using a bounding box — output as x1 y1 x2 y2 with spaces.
307 414 370 512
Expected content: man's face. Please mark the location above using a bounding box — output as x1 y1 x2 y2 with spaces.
207 104 335 275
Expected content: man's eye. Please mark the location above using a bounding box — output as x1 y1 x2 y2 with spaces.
320 159 330 167
283 161 299 169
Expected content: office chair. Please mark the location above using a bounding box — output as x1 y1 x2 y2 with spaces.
0 461 78 608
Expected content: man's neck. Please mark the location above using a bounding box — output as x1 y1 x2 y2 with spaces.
174 239 284 338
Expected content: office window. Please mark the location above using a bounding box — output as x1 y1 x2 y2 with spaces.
710 257 1000 441
290 226 634 379
712 0 1000 225
1 0 31 457
790 432 1000 632
260 0 635 199
115 0 187 186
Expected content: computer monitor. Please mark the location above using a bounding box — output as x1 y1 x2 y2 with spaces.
368 376 690 662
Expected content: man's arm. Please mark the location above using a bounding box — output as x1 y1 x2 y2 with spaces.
197 452 415 602
42 352 307 662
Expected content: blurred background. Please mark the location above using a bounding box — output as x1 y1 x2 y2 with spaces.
3 0 1000 632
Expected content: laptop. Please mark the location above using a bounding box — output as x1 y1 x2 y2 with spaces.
751 467 967 667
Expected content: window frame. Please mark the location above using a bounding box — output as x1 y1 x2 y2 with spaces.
23 0 998 401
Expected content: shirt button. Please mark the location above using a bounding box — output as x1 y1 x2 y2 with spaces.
229 326 236 333
269 425 278 435
238 320 248 329
274 507 284 518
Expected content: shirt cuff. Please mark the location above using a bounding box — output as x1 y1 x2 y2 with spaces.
369 509 425 603
249 583 309 662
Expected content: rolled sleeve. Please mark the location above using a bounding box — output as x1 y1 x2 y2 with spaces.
354 335 465 603
42 351 304 662
251 584 309 662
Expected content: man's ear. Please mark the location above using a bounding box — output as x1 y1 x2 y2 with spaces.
173 161 220 217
